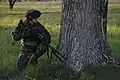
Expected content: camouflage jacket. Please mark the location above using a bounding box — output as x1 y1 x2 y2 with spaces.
12 20 51 49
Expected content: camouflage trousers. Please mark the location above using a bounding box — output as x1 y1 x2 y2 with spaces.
17 42 47 71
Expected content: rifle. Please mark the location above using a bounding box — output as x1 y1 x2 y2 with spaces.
37 32 67 63
12 19 30 39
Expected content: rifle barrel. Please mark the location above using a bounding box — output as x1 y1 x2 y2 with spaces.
48 45 67 60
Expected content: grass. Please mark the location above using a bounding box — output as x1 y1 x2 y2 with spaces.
0 2 120 80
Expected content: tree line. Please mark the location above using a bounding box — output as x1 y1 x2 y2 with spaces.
0 0 56 2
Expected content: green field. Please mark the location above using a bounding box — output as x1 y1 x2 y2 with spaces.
0 2 120 80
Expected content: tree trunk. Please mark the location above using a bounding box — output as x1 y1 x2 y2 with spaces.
58 0 115 71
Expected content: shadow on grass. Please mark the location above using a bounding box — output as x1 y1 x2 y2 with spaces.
0 59 71 80
1 63 120 80
83 64 120 80
0 71 6 80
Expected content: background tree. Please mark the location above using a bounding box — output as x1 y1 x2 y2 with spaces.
17 0 22 2
58 0 118 73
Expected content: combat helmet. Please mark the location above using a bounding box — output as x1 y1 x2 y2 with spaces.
26 9 41 19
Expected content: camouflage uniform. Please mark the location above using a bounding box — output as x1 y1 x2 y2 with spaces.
12 10 51 71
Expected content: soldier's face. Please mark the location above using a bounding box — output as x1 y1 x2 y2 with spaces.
32 19 37 23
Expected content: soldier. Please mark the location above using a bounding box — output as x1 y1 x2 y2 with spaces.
12 9 51 71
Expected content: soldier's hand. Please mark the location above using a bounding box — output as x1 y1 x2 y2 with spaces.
12 32 15 35
12 31 18 36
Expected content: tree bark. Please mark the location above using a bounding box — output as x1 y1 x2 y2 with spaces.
58 0 115 71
